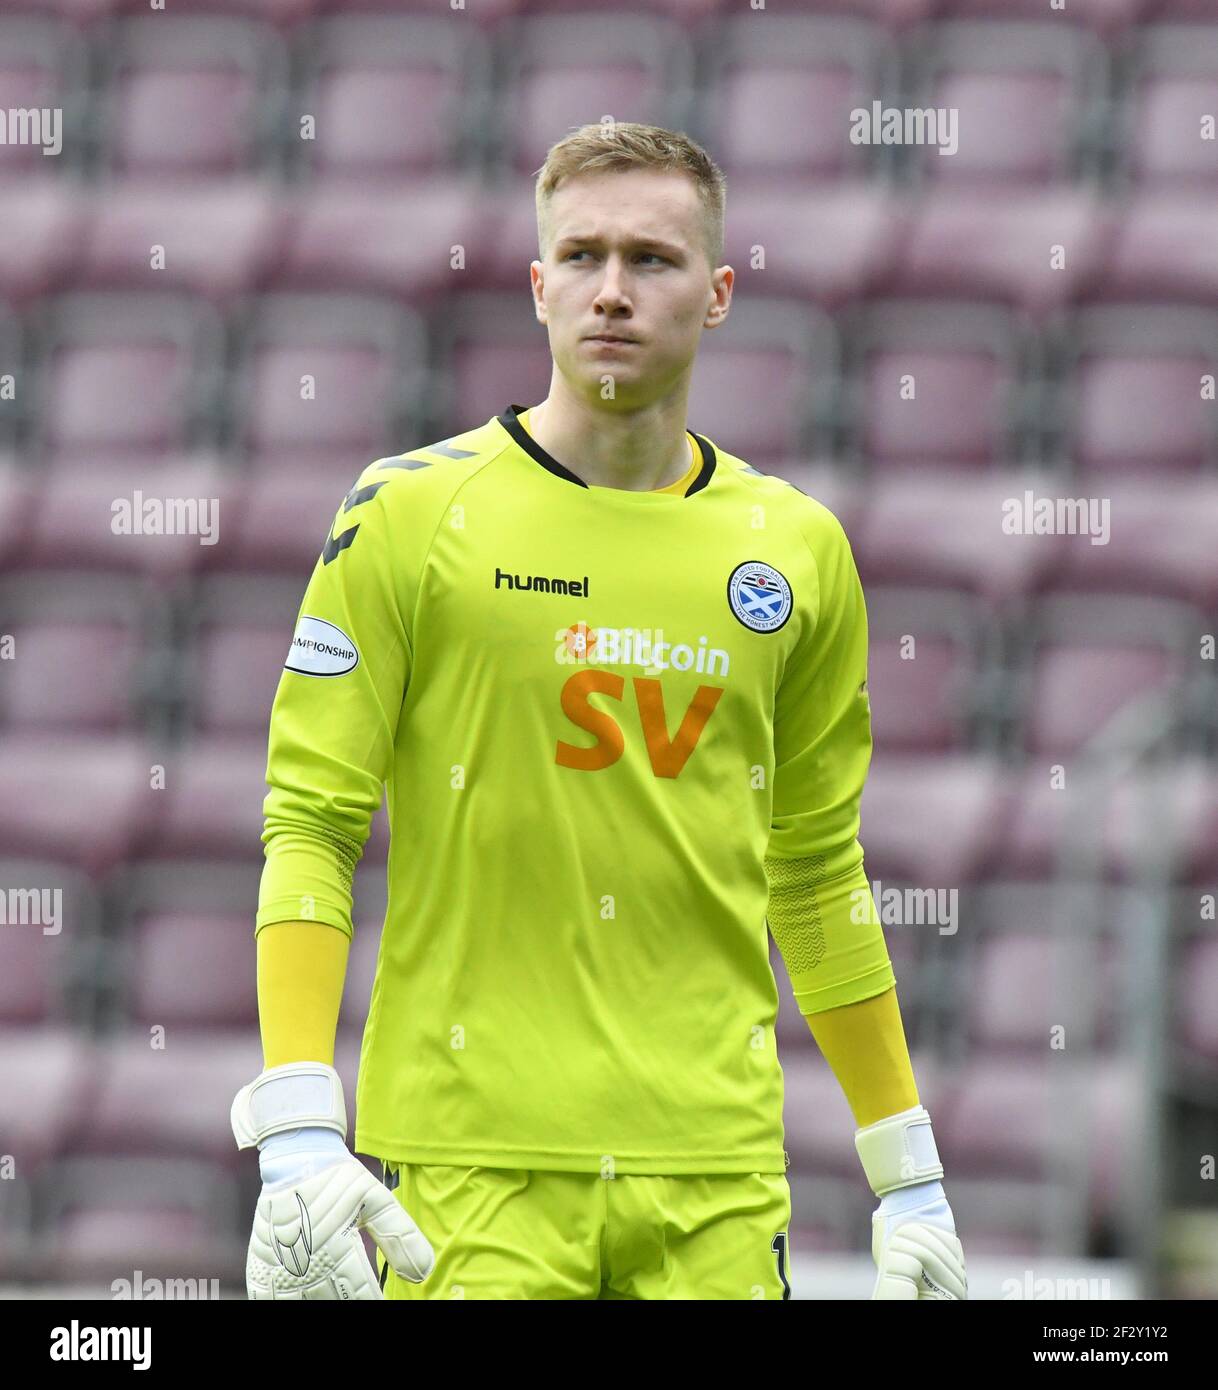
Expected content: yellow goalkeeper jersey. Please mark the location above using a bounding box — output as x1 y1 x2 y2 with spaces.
257 404 893 1174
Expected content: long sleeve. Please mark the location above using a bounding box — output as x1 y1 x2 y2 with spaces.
256 465 412 939
765 505 895 1015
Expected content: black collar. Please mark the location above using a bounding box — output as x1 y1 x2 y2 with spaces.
496 404 717 496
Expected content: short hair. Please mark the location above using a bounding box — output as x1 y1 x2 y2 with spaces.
534 121 727 270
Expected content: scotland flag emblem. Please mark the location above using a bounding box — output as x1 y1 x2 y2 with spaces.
727 561 793 633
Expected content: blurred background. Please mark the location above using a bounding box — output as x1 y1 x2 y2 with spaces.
0 0 1216 1300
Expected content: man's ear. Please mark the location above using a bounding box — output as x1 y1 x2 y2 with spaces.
530 261 548 325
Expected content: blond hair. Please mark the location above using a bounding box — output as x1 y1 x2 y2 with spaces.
534 121 726 270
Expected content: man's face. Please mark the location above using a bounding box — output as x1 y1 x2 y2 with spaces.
530 168 731 404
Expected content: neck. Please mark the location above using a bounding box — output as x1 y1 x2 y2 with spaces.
527 383 693 491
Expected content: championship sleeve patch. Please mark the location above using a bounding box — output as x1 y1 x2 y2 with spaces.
285 616 359 677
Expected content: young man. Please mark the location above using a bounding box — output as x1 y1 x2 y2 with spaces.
230 123 968 1300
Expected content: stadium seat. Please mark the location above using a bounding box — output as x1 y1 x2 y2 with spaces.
291 14 491 179
1011 593 1196 758
696 14 896 180
495 13 696 175
890 185 1108 316
860 753 1009 883
1047 304 1218 475
840 300 1035 470
0 570 163 732
178 573 305 735
31 292 225 457
97 16 289 178
855 469 1065 606
0 1026 90 1172
686 299 838 470
276 173 484 297
24 453 238 580
133 734 272 861
0 178 84 307
77 180 286 301
1121 23 1218 185
228 293 429 460
904 21 1109 185
864 585 991 753
0 732 154 872
723 180 904 309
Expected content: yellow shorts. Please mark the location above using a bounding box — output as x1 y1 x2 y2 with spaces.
375 1161 792 1301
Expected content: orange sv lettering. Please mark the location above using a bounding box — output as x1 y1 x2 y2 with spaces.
555 671 724 778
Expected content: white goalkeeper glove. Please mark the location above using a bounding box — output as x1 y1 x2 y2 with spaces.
231 1061 434 1300
855 1104 967 1301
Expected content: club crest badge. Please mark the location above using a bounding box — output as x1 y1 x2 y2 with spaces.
727 561 793 633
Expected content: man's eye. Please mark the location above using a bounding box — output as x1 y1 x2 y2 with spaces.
563 251 667 264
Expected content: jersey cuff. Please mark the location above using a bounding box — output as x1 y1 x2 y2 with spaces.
792 962 896 1016
255 900 354 937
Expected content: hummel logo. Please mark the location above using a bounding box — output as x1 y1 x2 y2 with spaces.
494 566 590 597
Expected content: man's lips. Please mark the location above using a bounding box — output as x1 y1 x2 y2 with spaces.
584 335 639 344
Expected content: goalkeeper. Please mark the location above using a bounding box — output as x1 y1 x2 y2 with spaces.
232 121 966 1301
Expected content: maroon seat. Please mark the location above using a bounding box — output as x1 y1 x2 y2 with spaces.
0 459 34 568
437 292 563 430
966 930 1123 1050
78 1031 260 1162
856 470 1064 606
36 293 222 457
1025 643 1182 757
230 293 427 458
725 179 904 308
0 177 84 307
864 587 987 753
1001 760 1208 880
102 15 288 178
25 455 237 580
209 462 346 574
137 734 273 861
908 21 1105 185
846 301 1027 469
296 14 486 179
277 175 484 297
687 300 835 469
0 733 151 873
0 570 163 732
498 13 694 176
0 887 78 1023
0 1027 89 1169
1014 592 1193 759
860 754 1008 883
1058 305 1218 475
1125 25 1218 184
1179 935 1218 1061
1051 479 1218 610
127 911 258 1028
77 180 285 301
42 1197 244 1287
1100 192 1218 303
697 15 892 180
178 572 310 734
892 185 1107 315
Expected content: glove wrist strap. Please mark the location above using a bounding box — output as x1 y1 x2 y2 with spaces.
231 1061 347 1150
855 1103 944 1196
